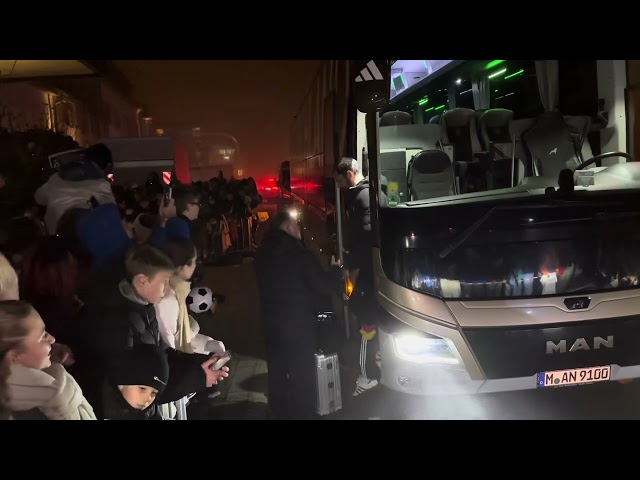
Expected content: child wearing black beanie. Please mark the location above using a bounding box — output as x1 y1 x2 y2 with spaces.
102 344 170 420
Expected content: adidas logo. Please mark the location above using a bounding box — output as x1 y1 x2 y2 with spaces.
355 60 384 83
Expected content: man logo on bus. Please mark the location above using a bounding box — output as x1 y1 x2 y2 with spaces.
546 336 614 354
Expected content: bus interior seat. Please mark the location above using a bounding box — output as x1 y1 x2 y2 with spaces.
474 109 488 147
441 108 484 162
380 110 413 126
521 111 583 181
480 109 514 150
440 108 486 193
479 109 514 189
564 115 593 162
509 117 537 182
407 150 457 201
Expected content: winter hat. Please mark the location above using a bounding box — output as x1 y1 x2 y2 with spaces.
106 344 169 393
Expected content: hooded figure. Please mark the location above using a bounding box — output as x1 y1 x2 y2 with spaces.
35 143 116 234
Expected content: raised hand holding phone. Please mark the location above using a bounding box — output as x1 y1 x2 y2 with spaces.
163 186 173 206
200 353 230 388
210 351 231 370
159 197 176 225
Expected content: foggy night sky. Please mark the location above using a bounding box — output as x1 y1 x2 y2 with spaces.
116 60 321 178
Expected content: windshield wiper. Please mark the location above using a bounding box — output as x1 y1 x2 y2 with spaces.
438 206 499 260
593 211 640 221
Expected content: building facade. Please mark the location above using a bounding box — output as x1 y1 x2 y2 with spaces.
0 60 141 146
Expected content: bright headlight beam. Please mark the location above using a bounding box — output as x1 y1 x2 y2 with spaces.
393 335 460 365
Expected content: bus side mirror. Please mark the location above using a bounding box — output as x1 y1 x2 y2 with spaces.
352 60 391 114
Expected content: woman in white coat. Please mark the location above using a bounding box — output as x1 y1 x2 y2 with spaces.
0 300 96 420
154 239 226 414
155 239 225 355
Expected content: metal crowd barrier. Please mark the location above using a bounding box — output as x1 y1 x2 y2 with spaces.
197 214 257 264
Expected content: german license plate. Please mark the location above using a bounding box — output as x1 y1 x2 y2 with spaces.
537 365 611 388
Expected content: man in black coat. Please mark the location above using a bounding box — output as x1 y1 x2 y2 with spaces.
254 211 343 420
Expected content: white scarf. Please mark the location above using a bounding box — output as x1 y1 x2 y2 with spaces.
7 363 96 420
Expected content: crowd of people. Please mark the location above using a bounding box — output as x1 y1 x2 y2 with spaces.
109 171 263 264
0 143 248 420
0 139 378 421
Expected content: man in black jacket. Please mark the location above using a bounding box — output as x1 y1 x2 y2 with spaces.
336 157 387 397
254 211 343 420
70 245 228 418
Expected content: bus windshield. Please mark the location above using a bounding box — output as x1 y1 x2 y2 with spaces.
378 196 640 300
371 59 640 299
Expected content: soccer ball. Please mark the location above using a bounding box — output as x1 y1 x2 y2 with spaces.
186 286 215 314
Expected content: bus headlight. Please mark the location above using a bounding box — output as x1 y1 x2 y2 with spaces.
393 334 459 365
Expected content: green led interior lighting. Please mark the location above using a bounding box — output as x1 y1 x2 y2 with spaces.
424 106 434 112
418 97 429 106
504 69 524 79
435 105 446 110
488 68 507 79
485 60 505 70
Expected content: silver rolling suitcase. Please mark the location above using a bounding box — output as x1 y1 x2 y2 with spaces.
314 351 342 416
